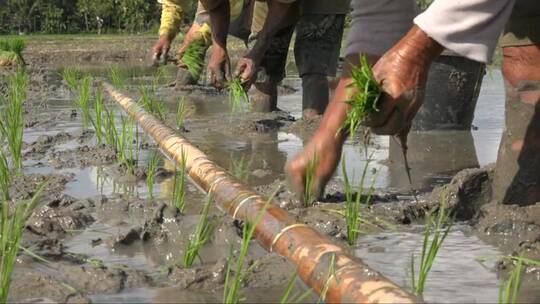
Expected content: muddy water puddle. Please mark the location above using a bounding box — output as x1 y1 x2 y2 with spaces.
15 65 527 302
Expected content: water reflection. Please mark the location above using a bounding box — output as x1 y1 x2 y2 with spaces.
388 131 479 191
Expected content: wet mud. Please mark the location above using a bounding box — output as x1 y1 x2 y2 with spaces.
3 37 539 303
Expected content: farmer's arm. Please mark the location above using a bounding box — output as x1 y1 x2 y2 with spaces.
368 0 515 135
199 0 231 88
152 0 189 64
236 0 299 84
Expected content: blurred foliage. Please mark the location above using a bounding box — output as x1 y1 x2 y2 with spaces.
0 0 196 35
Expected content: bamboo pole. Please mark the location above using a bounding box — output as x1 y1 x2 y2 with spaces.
103 83 419 304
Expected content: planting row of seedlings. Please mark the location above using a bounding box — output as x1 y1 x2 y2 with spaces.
65 58 538 303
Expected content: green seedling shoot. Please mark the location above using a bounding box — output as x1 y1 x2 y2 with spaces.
180 41 207 80
146 151 161 199
0 38 26 65
108 65 125 89
0 69 28 172
183 195 216 267
103 106 119 154
410 192 453 296
229 155 251 183
0 149 10 202
228 77 249 114
92 86 105 145
172 151 187 213
279 271 314 304
342 54 382 137
341 157 377 245
118 115 137 175
0 181 47 303
303 154 318 207
176 97 188 129
140 86 166 121
62 67 81 91
223 188 278 304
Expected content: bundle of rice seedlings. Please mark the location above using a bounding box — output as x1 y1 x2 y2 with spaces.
0 38 25 65
228 77 249 114
180 41 207 80
62 67 82 92
342 55 382 137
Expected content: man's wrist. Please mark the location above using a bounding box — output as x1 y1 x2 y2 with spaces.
400 25 444 65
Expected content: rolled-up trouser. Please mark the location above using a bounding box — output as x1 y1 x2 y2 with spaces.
493 0 540 206
250 10 345 85
345 0 418 57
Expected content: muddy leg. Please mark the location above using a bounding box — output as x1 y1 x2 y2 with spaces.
301 74 329 119
492 45 540 206
250 80 278 112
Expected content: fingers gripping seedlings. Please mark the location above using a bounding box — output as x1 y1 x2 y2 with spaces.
342 54 382 137
183 195 216 267
410 191 453 296
228 77 249 114
172 151 187 213
0 181 47 303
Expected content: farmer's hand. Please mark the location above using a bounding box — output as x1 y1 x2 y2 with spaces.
152 36 172 66
235 56 258 89
207 44 230 89
365 25 443 135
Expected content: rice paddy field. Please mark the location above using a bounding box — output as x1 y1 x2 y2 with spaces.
0 35 539 303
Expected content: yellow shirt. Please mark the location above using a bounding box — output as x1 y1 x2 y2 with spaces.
158 0 244 39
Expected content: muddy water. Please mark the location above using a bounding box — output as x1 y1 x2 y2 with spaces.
16 65 525 303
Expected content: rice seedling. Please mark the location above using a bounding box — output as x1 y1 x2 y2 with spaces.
317 253 338 304
0 149 10 202
228 77 249 114
172 151 187 213
62 67 82 92
146 151 160 199
108 65 125 89
0 69 28 172
279 271 314 304
92 86 105 145
342 54 382 138
0 38 26 65
118 115 137 175
139 86 166 121
229 155 250 182
75 76 93 127
103 106 119 154
0 181 47 303
341 157 377 245
223 188 277 304
410 192 453 296
476 255 539 304
180 40 207 80
176 97 188 129
303 154 318 207
499 257 524 304
183 195 216 267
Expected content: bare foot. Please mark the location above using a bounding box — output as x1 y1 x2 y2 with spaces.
284 131 344 204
